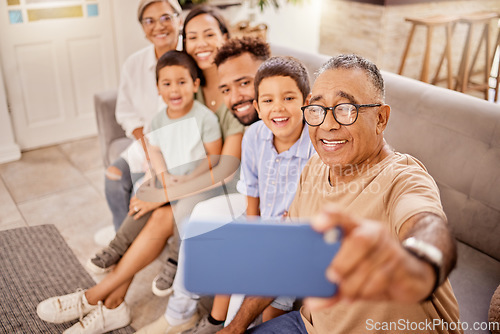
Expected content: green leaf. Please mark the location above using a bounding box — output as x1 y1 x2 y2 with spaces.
257 0 302 12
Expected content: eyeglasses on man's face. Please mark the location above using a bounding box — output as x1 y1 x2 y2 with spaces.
141 13 178 28
301 103 382 126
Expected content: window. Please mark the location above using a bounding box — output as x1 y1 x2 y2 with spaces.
6 0 99 24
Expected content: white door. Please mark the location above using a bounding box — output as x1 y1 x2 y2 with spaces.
0 0 118 149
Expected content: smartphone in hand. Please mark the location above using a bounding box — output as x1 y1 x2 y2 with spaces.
183 219 342 298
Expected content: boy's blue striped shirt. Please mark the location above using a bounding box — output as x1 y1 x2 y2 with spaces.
237 120 316 218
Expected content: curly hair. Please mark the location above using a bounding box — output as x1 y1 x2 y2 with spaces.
214 36 270 67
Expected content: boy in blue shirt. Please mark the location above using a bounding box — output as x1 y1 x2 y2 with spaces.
187 56 315 333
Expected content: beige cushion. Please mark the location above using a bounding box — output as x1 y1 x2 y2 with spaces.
382 71 500 261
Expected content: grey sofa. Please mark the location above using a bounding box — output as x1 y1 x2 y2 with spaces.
94 45 500 333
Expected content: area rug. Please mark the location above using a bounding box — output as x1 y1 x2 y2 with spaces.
0 224 134 333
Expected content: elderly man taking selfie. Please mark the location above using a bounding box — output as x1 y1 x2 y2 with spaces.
246 54 461 334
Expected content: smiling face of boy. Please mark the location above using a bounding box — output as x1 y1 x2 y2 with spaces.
157 65 200 118
254 75 306 153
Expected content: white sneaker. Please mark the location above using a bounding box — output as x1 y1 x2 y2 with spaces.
37 290 97 324
135 312 200 334
63 301 131 334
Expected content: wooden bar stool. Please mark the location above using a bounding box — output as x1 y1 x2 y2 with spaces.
490 20 500 102
399 15 458 87
455 12 499 100
432 21 457 88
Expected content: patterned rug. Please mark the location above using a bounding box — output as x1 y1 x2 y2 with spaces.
0 224 134 333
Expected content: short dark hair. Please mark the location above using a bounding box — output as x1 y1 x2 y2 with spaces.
214 37 270 67
254 56 310 102
156 50 204 85
182 5 230 51
318 54 385 100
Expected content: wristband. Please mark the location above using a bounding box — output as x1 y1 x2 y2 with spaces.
402 237 444 300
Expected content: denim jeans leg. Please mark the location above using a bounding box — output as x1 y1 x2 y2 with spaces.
105 157 142 230
165 187 244 321
165 240 199 320
246 311 308 334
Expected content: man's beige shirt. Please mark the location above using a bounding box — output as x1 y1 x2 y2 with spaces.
289 152 461 334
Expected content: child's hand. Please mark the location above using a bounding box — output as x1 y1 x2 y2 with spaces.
128 196 164 220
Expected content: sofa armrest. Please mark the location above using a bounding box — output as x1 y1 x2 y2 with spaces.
94 90 125 167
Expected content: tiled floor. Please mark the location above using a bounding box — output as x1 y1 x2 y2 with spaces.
0 136 171 331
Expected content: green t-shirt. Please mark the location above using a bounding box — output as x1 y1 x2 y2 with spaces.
195 89 245 141
149 100 221 175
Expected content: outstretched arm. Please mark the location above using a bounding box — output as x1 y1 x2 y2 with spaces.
305 204 456 309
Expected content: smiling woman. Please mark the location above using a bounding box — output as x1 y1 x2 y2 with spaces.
182 5 230 113
138 0 182 58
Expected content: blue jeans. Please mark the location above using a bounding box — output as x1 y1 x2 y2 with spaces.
246 311 307 334
104 157 143 230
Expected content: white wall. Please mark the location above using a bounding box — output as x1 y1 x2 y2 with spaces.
110 0 150 70
224 0 322 53
0 62 21 164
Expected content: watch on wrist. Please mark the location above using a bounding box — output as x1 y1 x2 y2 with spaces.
402 237 445 299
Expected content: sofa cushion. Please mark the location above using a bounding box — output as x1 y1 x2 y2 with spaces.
449 242 500 333
94 90 125 167
109 138 132 166
271 44 329 83
382 71 500 261
440 183 500 261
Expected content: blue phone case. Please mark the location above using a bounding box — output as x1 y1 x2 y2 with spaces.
183 219 342 298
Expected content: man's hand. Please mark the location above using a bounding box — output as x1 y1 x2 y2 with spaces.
304 204 436 310
128 196 164 219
